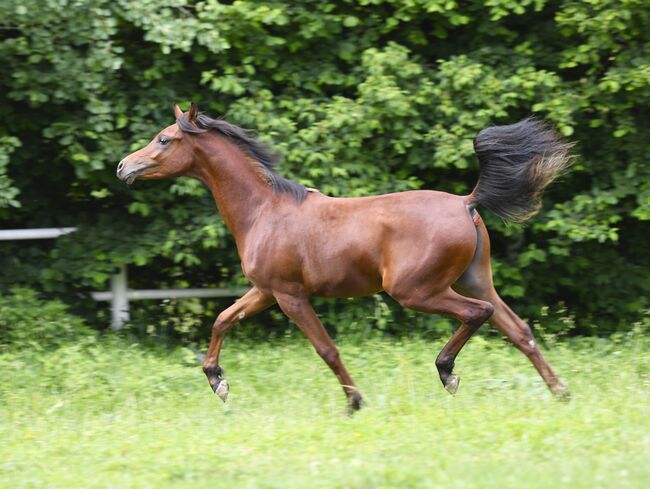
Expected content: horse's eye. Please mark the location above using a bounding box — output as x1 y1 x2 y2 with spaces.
159 136 170 146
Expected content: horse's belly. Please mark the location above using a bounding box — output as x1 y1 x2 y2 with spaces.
309 272 383 298
303 251 383 298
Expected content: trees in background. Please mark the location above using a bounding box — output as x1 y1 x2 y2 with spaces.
1 0 648 337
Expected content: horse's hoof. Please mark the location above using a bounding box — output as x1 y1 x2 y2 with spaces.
444 375 460 395
214 379 229 402
553 385 571 402
347 392 364 414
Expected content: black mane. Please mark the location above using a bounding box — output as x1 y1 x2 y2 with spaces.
177 112 307 203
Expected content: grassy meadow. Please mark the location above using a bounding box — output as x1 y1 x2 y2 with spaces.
1 331 649 489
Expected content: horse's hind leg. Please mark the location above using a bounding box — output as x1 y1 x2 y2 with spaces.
454 217 569 399
433 292 495 394
487 296 569 399
393 288 495 394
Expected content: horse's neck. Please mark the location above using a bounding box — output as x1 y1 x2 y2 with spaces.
189 137 273 247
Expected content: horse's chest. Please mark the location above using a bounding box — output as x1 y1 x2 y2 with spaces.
239 241 300 286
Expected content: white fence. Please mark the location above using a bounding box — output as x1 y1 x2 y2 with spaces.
90 265 248 330
1 228 247 330
0 227 77 240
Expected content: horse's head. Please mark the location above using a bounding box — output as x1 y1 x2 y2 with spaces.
117 104 198 184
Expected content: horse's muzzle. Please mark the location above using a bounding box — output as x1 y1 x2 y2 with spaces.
116 160 155 185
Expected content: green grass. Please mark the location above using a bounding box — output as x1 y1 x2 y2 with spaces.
1 332 649 488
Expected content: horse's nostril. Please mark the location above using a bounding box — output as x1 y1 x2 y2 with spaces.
117 160 125 173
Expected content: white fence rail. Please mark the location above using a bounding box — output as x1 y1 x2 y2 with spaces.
91 266 248 330
3 228 247 330
0 227 77 240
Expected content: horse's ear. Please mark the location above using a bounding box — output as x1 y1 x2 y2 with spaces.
173 104 183 119
188 102 199 122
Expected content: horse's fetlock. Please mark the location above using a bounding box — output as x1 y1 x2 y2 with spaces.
203 364 223 379
436 354 454 374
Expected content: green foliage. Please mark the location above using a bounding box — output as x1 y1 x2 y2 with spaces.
0 135 21 211
1 0 648 335
313 293 456 340
0 288 92 352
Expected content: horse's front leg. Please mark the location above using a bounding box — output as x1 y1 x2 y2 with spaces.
275 292 363 413
203 287 275 401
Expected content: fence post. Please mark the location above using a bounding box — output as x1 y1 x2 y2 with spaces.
110 265 129 330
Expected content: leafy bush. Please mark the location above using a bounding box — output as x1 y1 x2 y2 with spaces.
0 288 92 352
1 0 648 334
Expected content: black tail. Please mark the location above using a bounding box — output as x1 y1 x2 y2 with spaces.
470 117 575 223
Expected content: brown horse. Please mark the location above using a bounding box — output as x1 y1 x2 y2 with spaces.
117 103 574 411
